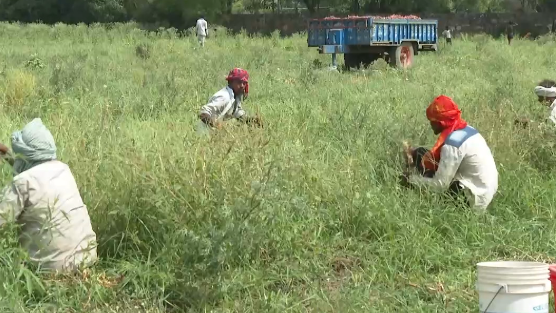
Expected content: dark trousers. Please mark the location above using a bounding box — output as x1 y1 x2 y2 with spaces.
411 147 469 206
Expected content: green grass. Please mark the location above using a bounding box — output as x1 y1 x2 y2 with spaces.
0 22 555 312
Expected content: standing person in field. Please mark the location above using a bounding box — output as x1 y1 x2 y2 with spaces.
442 26 452 45
401 95 499 211
196 16 208 47
0 118 97 272
506 21 517 45
197 68 263 134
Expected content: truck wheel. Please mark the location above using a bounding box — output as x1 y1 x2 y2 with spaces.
344 54 361 70
389 42 415 69
360 53 381 67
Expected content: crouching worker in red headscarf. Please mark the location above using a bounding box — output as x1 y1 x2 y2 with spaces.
401 95 499 211
197 68 263 134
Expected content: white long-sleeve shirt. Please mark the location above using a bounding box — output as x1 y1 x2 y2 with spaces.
409 126 499 211
0 160 97 272
196 18 208 37
199 86 245 122
547 100 556 125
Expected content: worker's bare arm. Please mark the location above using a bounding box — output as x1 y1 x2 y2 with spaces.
199 112 217 127
409 145 463 191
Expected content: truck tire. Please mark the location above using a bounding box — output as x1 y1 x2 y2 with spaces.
389 42 415 69
344 53 381 70
360 53 381 67
344 54 361 70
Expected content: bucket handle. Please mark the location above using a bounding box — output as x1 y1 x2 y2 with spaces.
482 285 504 313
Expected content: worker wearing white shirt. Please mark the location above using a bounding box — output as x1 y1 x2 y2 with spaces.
534 80 556 125
196 16 208 47
442 26 452 45
0 118 97 272
401 95 498 211
515 80 556 128
197 68 262 134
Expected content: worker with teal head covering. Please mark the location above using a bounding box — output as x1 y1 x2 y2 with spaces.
0 118 98 272
10 118 57 175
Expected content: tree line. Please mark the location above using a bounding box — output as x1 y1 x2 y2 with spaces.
0 0 554 29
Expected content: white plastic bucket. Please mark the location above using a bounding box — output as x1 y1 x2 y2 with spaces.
476 261 551 313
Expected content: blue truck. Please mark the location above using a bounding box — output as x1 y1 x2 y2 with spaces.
307 16 439 69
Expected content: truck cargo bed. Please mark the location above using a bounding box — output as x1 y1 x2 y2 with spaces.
308 16 438 48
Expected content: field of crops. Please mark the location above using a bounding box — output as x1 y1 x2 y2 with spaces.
0 22 556 312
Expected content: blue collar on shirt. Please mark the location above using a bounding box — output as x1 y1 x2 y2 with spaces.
445 126 479 148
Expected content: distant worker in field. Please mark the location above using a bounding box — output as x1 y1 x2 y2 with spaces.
401 95 499 211
0 118 97 272
196 15 208 47
535 79 556 104
534 79 556 125
515 79 556 128
506 21 517 45
442 26 452 45
197 68 263 134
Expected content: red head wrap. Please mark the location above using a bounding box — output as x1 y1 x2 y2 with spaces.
226 68 249 96
422 95 468 171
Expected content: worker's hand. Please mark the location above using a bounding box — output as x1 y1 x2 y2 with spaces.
250 116 264 128
402 141 414 166
0 142 13 166
514 117 530 128
200 113 220 129
242 116 264 128
399 172 411 188
0 143 9 155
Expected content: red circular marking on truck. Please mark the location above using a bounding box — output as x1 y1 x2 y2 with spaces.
400 46 412 68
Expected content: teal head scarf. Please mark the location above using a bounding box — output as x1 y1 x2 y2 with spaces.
11 118 57 175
